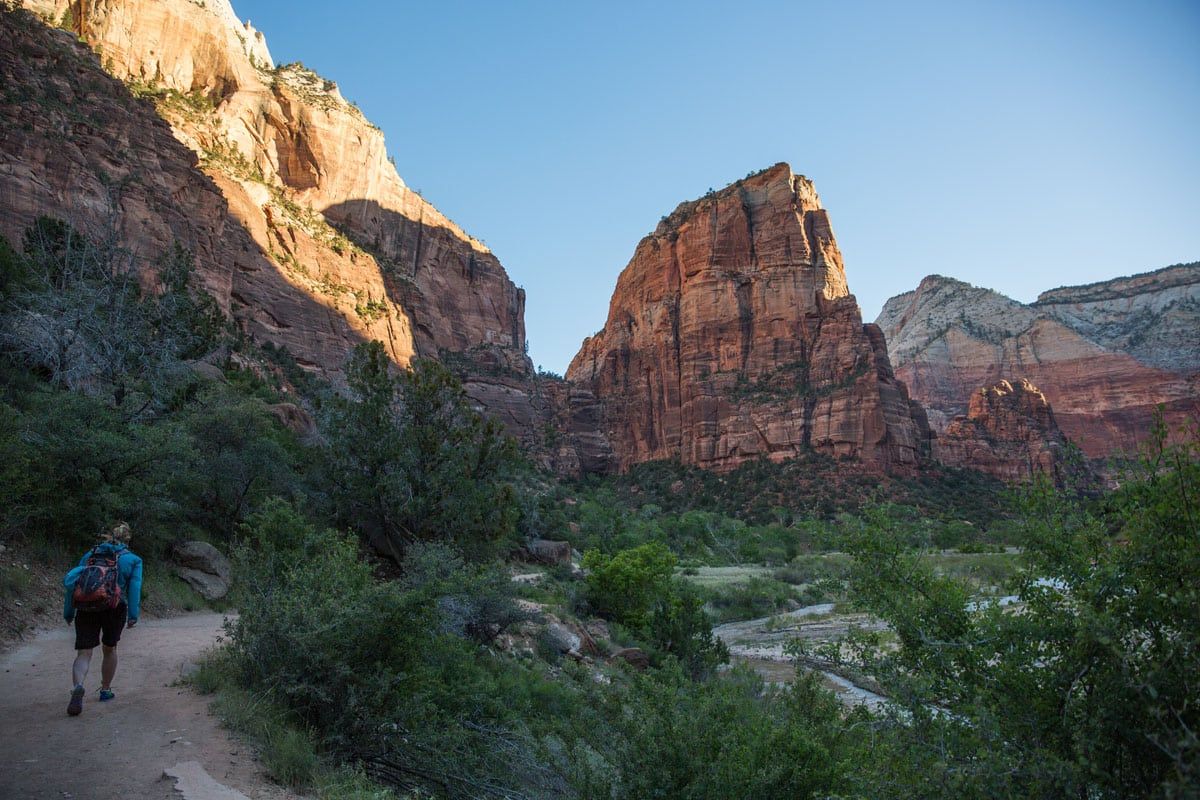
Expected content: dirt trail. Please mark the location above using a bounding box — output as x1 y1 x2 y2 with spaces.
0 613 292 800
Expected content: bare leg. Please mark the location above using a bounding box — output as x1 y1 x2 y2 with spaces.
100 645 117 690
72 649 93 688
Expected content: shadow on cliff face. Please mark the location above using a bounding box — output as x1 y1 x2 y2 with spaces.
321 198 527 368
0 8 371 375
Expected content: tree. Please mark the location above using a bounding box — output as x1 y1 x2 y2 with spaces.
840 421 1200 798
325 342 520 561
0 218 224 412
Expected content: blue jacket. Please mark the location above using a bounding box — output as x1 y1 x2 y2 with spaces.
63 543 143 623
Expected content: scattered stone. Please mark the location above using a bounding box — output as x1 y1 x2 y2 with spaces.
163 761 249 800
266 402 315 437
542 623 581 656
186 361 226 383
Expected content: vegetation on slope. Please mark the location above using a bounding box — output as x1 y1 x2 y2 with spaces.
2 217 1196 798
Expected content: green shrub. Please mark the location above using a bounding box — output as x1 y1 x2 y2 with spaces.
324 344 520 562
580 666 858 799
0 564 31 597
582 541 675 630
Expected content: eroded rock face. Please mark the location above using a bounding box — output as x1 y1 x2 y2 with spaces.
8 0 527 385
935 379 1066 482
1033 263 1200 374
877 274 1199 460
567 164 930 473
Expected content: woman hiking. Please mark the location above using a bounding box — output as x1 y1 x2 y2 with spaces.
62 522 143 717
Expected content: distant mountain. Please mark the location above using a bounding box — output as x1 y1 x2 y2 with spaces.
876 265 1199 460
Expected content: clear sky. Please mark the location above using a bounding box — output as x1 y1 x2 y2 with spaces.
234 0 1200 375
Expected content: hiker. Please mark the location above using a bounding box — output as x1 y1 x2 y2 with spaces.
62 521 143 717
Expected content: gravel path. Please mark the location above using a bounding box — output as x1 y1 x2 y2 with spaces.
0 613 294 799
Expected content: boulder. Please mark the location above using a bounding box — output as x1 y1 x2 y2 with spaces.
172 541 232 601
267 402 316 437
610 647 651 671
542 623 582 656
527 539 572 565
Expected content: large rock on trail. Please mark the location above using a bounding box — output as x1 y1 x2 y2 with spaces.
172 541 233 601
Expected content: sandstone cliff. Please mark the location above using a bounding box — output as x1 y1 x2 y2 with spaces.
567 164 930 473
6 0 527 381
877 273 1199 460
935 379 1066 482
1034 262 1200 374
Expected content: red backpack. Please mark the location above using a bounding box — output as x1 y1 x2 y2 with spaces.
72 548 123 612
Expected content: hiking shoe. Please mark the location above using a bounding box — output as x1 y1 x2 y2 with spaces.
67 686 84 716
98 689 115 702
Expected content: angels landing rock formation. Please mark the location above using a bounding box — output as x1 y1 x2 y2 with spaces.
566 164 931 473
934 379 1067 482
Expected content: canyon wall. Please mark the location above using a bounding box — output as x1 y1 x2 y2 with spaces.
567 164 930 473
877 270 1199 460
1 1 604 464
6 0 527 381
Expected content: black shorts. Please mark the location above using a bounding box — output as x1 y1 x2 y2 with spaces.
74 604 127 650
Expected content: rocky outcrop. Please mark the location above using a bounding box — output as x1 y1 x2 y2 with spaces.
567 164 931 473
6 0 528 391
1033 262 1200 374
877 274 1199 460
934 379 1066 482
172 540 232 601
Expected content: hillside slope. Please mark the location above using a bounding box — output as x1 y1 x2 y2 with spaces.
5 0 528 386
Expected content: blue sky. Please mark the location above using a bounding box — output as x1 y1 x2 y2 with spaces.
234 0 1200 374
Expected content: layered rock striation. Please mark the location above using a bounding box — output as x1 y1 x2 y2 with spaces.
1033 262 1200 374
934 379 1066 482
877 272 1199 460
567 164 930 473
7 0 526 380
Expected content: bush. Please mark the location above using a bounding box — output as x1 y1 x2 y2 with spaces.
581 541 675 630
230 499 566 799
324 344 520 562
580 666 858 799
841 424 1200 798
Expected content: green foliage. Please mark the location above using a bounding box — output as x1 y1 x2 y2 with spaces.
579 667 858 799
582 543 726 675
582 541 676 629
0 563 31 597
0 221 303 550
2 220 226 409
703 576 805 623
840 423 1200 798
325 343 520 562
230 501 569 799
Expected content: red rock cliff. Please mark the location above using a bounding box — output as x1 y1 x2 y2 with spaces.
7 0 527 380
935 379 1066 482
566 164 930 473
